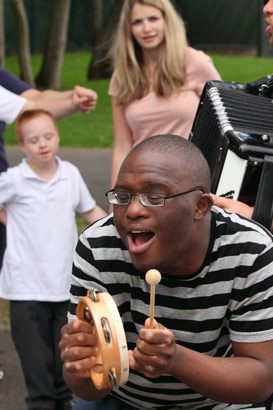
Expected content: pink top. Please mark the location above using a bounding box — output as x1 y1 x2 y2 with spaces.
108 47 221 146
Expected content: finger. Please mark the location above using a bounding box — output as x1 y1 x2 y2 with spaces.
61 344 98 363
74 85 98 101
129 353 160 378
139 328 172 345
59 326 98 358
63 355 96 378
144 317 159 329
61 319 94 337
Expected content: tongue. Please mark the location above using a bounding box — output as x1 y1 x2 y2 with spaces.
134 232 153 246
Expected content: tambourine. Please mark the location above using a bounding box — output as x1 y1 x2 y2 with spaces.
76 290 129 390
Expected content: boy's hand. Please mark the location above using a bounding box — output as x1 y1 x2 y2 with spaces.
0 206 7 225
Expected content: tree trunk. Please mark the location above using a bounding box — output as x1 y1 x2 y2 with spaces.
36 0 71 89
87 0 123 79
9 0 35 87
0 0 5 67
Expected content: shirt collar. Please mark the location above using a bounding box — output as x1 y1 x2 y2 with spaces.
20 156 68 182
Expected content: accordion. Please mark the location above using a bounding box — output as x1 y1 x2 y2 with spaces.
190 75 273 230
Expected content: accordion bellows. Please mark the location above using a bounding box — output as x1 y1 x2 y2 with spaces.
190 76 273 229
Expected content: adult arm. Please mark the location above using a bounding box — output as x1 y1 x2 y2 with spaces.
0 86 26 123
200 53 222 84
187 48 221 97
129 319 273 405
21 85 98 118
60 316 273 404
110 96 133 189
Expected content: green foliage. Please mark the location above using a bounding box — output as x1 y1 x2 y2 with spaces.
0 298 10 327
211 54 273 83
3 51 273 150
4 52 113 148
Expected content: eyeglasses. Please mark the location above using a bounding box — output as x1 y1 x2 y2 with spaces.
105 187 206 207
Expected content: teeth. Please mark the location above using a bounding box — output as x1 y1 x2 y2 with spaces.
131 230 149 233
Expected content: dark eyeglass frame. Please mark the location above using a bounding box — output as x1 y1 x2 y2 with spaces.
105 187 206 207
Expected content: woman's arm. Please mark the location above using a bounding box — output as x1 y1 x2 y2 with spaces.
110 96 133 189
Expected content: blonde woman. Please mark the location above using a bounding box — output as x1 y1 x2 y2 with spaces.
109 0 221 188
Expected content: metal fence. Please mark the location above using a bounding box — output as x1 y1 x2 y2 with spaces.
3 0 273 56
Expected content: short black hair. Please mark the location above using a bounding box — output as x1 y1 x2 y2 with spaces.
129 134 211 192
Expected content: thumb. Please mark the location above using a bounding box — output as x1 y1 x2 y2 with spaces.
144 318 159 329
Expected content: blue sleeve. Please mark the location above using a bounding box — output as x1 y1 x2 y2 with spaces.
0 68 31 95
0 69 31 172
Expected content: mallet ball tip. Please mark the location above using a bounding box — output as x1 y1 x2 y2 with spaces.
145 269 161 286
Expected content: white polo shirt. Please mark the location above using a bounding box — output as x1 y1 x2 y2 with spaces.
0 85 26 123
0 157 96 301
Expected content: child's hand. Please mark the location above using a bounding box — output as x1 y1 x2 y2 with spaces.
0 206 7 225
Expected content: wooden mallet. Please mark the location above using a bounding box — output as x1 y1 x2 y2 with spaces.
145 269 161 329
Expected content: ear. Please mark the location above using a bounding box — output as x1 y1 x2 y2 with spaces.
194 193 213 221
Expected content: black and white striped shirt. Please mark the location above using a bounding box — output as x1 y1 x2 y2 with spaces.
69 207 273 410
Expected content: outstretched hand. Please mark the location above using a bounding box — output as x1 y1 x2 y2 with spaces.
72 85 98 114
129 318 178 378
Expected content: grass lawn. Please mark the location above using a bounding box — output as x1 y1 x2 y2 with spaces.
1 50 273 326
4 52 113 148
3 51 273 149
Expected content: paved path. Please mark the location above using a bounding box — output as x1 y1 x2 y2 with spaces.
5 146 113 211
0 147 113 410
0 327 28 409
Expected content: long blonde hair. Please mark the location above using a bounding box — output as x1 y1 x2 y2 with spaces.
110 0 188 105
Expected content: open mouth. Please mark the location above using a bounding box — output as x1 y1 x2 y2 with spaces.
128 230 155 254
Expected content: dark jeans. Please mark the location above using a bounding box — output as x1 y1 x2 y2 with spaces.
10 300 72 410
73 396 272 410
73 396 136 410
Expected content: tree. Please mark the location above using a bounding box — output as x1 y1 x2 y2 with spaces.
9 0 35 87
87 0 123 79
0 0 4 67
36 0 71 89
